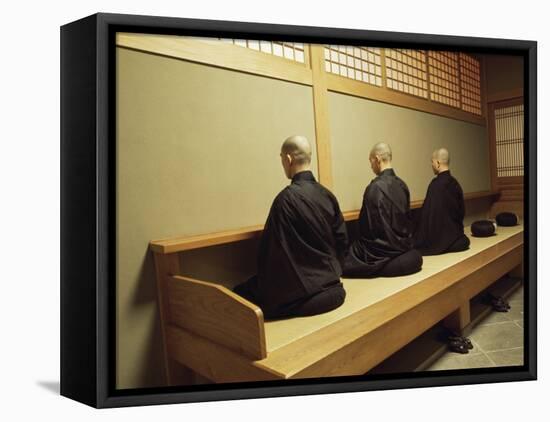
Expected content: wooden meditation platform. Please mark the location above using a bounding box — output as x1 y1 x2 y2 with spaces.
151 223 524 384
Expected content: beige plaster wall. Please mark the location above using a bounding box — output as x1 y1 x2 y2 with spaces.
116 47 317 388
328 92 490 212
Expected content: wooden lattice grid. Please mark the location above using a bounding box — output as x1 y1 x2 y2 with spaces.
460 53 482 115
385 49 429 98
495 104 524 177
215 37 483 118
428 51 461 108
220 38 305 63
324 45 383 86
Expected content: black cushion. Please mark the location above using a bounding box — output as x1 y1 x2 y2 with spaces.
496 212 518 227
471 220 496 237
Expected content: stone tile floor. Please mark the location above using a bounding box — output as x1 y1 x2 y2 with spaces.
425 285 524 371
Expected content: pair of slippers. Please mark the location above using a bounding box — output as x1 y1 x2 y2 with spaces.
448 335 474 354
484 294 511 312
491 297 511 312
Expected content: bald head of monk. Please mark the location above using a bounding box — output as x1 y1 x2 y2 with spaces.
280 135 312 179
431 147 450 175
369 142 393 175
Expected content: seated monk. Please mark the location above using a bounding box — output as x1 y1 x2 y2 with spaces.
414 148 470 255
233 135 348 319
343 142 422 277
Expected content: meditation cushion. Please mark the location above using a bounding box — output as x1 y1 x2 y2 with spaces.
496 212 518 227
471 220 496 237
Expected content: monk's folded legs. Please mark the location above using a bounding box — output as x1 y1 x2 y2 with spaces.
234 276 346 319
445 234 470 253
379 249 423 277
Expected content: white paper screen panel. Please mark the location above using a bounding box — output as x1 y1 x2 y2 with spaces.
386 49 428 98
324 45 382 86
220 38 305 63
428 51 461 108
460 53 482 115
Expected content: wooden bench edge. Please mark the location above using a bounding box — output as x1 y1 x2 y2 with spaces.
257 232 523 377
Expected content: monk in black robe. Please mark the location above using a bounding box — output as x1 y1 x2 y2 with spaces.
343 142 422 277
233 135 348 319
414 148 470 255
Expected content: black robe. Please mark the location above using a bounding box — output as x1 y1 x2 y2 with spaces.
414 170 467 255
236 171 348 318
343 168 414 276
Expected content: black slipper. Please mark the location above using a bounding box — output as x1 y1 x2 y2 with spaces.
449 340 469 354
448 335 474 350
492 297 511 312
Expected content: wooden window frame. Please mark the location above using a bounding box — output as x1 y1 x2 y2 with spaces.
488 97 525 191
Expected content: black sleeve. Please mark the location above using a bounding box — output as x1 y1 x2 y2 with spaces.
403 181 412 219
363 183 384 238
456 181 465 221
331 197 348 263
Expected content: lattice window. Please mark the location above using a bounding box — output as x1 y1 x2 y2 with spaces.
428 51 460 108
460 53 482 115
324 45 382 86
220 39 305 63
385 49 428 98
495 104 524 177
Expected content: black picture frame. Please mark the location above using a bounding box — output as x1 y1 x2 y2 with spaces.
60 12 537 408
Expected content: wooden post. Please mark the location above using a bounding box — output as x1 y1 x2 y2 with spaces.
443 302 471 336
153 252 195 386
487 102 499 194
509 260 524 279
309 44 334 189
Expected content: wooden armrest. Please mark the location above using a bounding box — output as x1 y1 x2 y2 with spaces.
167 275 267 360
151 224 264 254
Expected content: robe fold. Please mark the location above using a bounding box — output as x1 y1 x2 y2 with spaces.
414 170 468 255
236 170 348 318
344 168 415 277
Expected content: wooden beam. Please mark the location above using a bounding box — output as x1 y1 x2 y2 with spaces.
480 55 488 119
487 101 499 193
487 88 524 104
326 73 486 126
116 33 313 86
489 201 524 219
310 44 334 188
509 260 524 278
498 176 524 186
444 302 471 336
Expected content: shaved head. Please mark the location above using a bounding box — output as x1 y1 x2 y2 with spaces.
368 142 393 175
431 147 450 175
281 135 312 165
432 148 450 165
370 142 392 163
